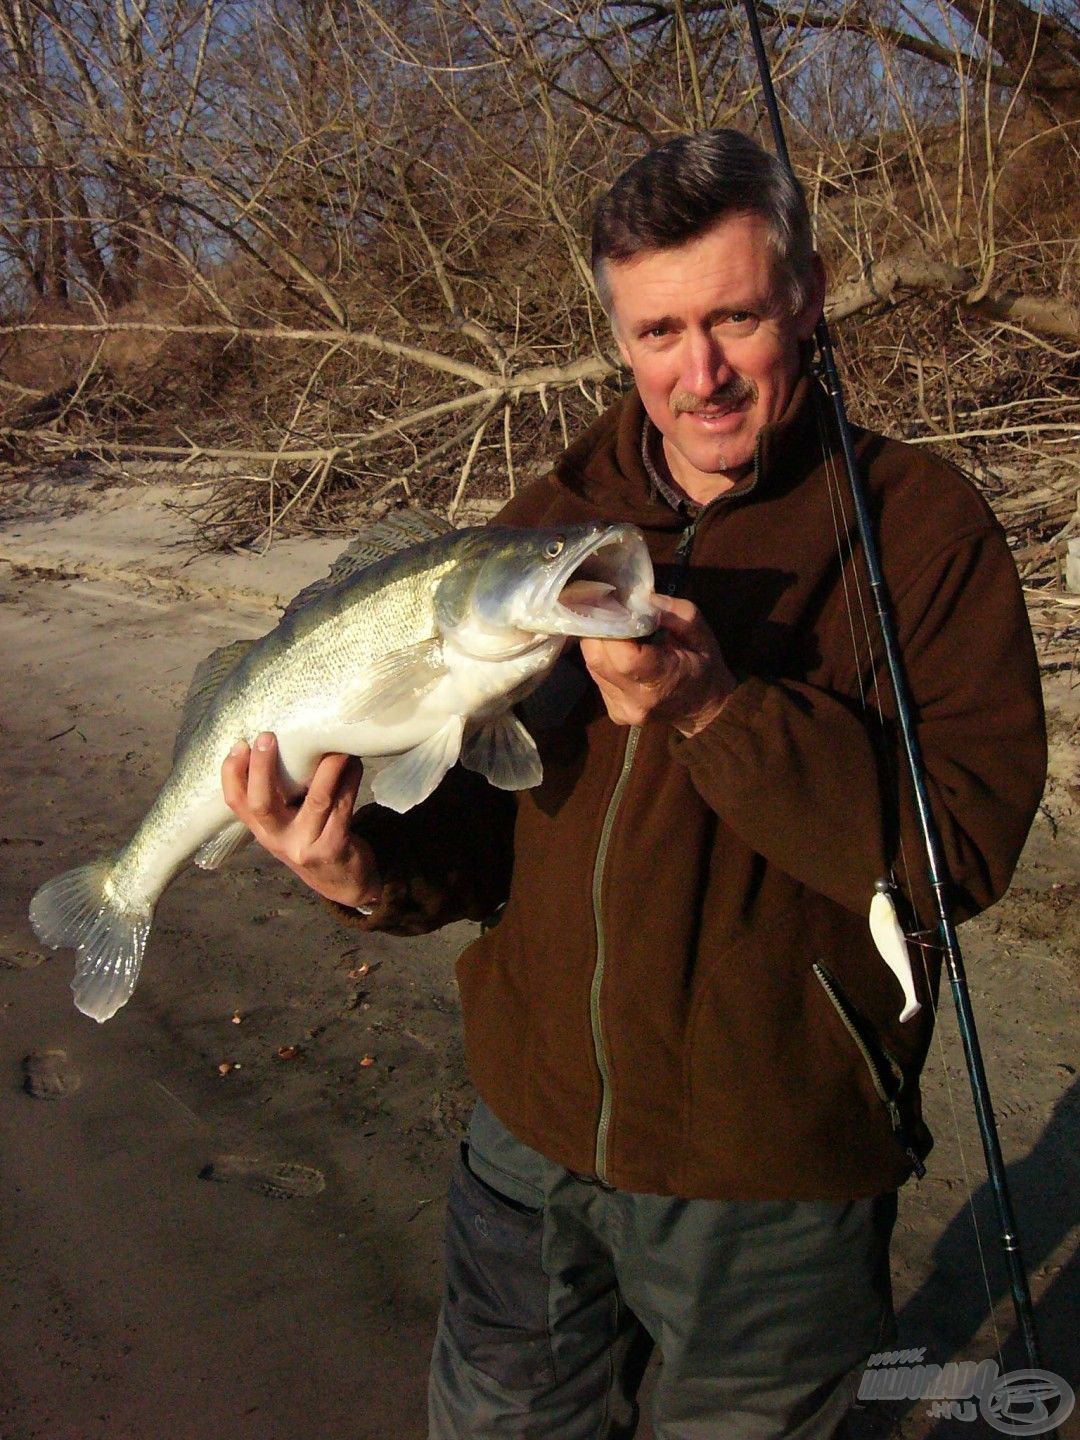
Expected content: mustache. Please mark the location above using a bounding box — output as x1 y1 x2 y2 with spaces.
672 377 757 415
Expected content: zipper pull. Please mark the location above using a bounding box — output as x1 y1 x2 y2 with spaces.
645 517 698 646
674 516 698 561
905 1146 928 1181
886 1100 928 1179
661 517 698 600
869 878 921 1024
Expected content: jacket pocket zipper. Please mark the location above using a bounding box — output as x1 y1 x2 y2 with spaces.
812 961 927 1178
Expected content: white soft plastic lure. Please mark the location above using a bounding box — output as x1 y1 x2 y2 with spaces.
30 512 657 1022
869 879 921 1023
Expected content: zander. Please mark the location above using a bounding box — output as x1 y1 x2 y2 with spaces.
29 511 657 1022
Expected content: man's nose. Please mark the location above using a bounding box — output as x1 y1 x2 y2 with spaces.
681 328 729 396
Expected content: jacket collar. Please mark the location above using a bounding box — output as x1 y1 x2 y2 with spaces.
552 369 829 528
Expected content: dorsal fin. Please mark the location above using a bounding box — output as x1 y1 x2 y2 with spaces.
282 508 456 620
172 637 255 762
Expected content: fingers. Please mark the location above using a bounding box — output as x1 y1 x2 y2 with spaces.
219 735 378 907
650 592 705 641
298 751 353 823
581 634 668 686
580 596 733 733
221 735 287 849
244 732 291 828
581 596 709 683
581 636 667 728
222 734 363 851
291 753 363 855
220 739 252 815
336 755 366 814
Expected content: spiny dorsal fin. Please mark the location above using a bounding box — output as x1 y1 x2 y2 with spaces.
173 637 255 762
282 508 456 620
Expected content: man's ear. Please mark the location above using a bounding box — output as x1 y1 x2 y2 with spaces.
614 326 632 369
796 254 826 341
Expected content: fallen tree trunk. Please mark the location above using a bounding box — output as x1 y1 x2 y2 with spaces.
827 244 1080 343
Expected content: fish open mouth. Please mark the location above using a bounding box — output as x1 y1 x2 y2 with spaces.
541 525 658 638
558 578 633 622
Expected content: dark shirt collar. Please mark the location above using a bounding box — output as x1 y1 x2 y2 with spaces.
637 367 822 519
640 419 702 520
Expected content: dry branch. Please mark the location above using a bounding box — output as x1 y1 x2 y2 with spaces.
827 246 1080 343
0 321 618 394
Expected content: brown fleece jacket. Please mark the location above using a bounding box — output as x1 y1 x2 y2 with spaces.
335 376 1046 1200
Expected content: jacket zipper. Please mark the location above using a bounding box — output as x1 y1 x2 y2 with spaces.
590 724 641 1180
586 460 758 1182
812 961 927 1177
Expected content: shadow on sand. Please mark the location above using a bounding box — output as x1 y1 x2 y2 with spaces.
852 1078 1079 1438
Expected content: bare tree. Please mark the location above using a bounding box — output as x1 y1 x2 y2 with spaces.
0 0 1075 545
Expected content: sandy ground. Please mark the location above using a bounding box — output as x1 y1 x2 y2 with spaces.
0 470 1077 1440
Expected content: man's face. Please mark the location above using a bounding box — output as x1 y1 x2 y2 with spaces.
605 212 824 504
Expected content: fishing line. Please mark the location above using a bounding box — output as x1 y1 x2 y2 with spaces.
813 392 870 711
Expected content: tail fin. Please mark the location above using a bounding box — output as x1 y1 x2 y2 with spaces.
29 862 152 1023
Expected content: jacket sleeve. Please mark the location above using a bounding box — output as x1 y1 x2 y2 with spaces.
670 522 1047 925
324 767 516 936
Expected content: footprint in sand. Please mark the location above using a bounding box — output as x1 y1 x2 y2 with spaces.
198 1154 326 1200
22 1048 81 1099
1 948 44 970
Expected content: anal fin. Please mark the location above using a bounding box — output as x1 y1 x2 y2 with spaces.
194 821 252 871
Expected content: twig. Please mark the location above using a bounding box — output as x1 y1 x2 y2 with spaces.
503 401 516 497
904 422 1080 445
448 414 491 522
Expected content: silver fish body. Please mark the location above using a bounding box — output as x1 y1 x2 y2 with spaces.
29 516 657 1022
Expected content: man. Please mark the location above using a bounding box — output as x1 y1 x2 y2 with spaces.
222 131 1046 1437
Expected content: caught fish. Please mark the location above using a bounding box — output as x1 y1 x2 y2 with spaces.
29 511 657 1022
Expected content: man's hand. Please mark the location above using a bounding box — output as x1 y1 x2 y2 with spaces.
580 594 735 737
221 732 382 909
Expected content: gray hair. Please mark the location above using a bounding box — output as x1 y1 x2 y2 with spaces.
591 129 816 319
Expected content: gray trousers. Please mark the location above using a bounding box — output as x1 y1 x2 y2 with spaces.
428 1101 897 1440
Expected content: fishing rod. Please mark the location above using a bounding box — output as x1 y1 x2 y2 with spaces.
737 0 1048 1379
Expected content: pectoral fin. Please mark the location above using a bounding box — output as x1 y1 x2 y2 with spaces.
461 713 543 791
370 715 465 813
338 639 446 723
194 821 252 871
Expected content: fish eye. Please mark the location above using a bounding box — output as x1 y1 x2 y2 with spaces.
544 537 565 560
